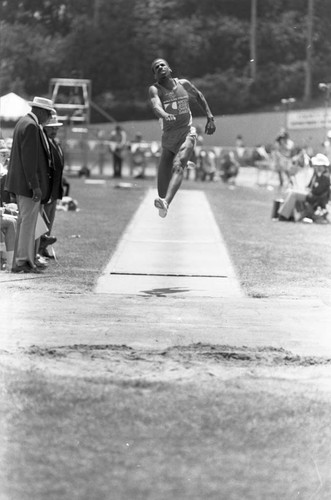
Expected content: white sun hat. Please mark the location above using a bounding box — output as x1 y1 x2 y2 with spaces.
311 153 330 167
44 112 63 127
28 96 55 112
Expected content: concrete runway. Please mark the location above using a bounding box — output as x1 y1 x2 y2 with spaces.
95 189 243 298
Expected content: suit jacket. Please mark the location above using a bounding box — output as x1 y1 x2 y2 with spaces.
5 113 52 203
308 172 330 195
48 137 65 200
306 172 330 204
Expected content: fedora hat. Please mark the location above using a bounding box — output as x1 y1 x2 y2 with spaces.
311 153 330 167
44 112 63 127
28 96 55 112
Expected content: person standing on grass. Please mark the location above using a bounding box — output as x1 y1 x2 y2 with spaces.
273 129 295 188
109 125 127 178
149 58 216 218
42 111 65 259
5 96 54 273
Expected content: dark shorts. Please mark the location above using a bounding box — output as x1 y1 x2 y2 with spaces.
162 126 197 155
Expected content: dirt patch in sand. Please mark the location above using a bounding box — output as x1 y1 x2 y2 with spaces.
1 344 331 393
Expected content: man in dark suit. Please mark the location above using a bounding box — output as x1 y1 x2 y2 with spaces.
5 96 54 272
41 111 65 258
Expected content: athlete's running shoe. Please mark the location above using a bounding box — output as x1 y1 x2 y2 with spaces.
154 197 168 218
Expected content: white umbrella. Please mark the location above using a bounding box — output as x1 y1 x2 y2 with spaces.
0 92 31 121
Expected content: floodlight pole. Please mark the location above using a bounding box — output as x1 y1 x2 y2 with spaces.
250 0 257 81
304 0 314 102
318 83 331 142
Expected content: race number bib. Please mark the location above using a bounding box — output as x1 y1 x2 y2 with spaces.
164 96 190 116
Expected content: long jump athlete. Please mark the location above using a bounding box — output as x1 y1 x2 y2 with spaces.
149 58 216 218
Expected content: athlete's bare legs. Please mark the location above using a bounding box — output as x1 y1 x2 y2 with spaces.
164 135 196 206
157 149 175 199
155 135 196 217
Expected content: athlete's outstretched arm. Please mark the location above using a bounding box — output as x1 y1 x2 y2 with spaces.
181 79 216 135
148 85 176 122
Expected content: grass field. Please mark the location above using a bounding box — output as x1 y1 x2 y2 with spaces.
1 172 331 500
19 173 331 297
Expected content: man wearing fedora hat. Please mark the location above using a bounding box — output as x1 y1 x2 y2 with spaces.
5 96 54 272
41 111 66 258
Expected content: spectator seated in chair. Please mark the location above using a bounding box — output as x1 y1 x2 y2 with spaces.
301 174 330 223
220 151 239 185
198 149 218 182
0 211 17 271
278 153 330 222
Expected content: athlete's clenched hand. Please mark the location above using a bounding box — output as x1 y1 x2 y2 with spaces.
205 118 216 135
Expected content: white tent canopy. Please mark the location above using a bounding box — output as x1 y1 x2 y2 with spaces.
0 92 31 121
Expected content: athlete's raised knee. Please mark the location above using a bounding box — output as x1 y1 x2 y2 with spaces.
172 163 185 175
172 158 187 174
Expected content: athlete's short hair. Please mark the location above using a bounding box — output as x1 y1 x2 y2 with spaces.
151 58 170 73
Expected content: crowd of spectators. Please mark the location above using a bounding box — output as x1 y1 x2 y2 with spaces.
2 114 330 271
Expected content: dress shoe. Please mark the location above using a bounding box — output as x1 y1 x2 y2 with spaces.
40 235 57 249
12 263 42 274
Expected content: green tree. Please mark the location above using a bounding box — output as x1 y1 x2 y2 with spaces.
2 0 331 119
0 21 64 96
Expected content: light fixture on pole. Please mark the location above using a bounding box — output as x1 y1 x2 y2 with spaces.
318 82 331 142
280 97 296 131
